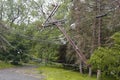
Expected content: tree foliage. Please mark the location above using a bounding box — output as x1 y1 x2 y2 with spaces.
90 32 120 80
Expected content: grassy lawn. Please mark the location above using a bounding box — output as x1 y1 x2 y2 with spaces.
38 66 96 80
0 61 14 69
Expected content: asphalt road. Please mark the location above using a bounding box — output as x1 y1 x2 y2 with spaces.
0 66 44 80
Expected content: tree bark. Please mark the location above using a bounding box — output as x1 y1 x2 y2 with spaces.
79 60 83 74
88 67 92 77
97 70 101 80
0 1 3 20
97 0 102 80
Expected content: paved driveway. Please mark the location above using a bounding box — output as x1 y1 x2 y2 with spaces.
0 66 44 80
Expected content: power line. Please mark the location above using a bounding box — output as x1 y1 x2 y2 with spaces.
96 0 120 18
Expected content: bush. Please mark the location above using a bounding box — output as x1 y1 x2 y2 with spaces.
90 32 120 80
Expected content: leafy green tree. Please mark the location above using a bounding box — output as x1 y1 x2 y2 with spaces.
0 22 11 54
90 32 120 80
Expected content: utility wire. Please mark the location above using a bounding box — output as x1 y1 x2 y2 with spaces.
96 0 120 18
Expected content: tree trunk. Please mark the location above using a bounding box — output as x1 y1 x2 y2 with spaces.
0 2 3 20
97 70 101 80
89 67 92 77
97 0 102 79
98 0 102 47
79 60 83 74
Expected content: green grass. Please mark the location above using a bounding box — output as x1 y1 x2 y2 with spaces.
0 61 14 69
38 66 96 80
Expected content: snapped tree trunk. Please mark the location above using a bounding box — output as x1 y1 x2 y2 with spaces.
97 70 101 80
88 67 92 77
79 60 83 74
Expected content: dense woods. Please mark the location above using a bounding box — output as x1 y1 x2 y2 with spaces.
0 0 120 80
